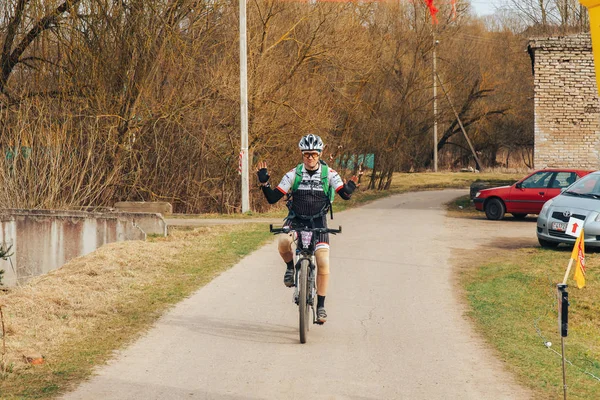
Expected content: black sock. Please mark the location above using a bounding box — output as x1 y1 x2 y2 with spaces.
286 260 294 270
317 295 325 308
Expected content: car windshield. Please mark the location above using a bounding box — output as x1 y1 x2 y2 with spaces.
564 173 600 197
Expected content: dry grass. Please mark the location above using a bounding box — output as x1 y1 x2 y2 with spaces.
331 171 525 213
387 171 524 191
1 239 171 371
0 224 272 398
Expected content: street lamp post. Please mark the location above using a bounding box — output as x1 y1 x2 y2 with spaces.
433 34 439 172
239 0 250 213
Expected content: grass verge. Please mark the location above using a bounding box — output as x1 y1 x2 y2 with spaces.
446 194 483 219
455 230 600 399
0 224 272 399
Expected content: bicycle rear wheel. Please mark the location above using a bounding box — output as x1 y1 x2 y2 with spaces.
298 259 310 344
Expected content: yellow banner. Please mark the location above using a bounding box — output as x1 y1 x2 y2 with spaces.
581 0 600 95
571 229 586 289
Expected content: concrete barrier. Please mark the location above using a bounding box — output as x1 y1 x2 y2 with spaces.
0 209 146 287
113 211 168 237
114 201 172 215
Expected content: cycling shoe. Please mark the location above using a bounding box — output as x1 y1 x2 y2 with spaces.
316 307 327 324
283 268 295 287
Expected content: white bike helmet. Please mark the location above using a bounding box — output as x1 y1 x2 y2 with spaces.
298 134 324 153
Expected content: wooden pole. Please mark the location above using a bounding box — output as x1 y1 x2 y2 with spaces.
563 258 574 285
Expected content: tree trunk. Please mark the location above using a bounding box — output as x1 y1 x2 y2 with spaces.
539 0 547 26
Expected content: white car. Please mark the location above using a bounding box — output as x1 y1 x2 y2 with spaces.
537 171 600 248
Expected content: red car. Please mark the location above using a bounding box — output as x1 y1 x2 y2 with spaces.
474 169 594 220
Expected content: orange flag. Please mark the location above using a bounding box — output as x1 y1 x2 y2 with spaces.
571 229 586 289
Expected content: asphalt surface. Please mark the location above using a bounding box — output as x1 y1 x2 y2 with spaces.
63 190 533 400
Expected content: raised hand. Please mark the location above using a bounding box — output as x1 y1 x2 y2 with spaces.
344 175 360 188
256 161 270 184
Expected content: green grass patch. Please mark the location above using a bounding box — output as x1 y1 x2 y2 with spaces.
446 194 481 219
459 246 600 399
0 224 272 399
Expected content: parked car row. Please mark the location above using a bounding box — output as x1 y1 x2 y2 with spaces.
473 168 600 248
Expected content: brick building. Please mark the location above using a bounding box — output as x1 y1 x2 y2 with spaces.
528 34 600 170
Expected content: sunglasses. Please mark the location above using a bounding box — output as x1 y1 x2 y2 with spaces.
303 152 320 159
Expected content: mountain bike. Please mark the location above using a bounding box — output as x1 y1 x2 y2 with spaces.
270 223 342 344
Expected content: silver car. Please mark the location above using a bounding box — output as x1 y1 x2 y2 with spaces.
537 171 600 248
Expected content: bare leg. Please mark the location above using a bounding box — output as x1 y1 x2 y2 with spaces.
278 234 294 263
315 248 330 296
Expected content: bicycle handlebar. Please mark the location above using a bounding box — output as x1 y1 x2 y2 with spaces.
269 224 342 235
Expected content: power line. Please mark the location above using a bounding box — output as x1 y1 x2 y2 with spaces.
452 32 512 44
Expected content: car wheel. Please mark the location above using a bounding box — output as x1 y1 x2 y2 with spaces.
512 213 527 219
484 198 505 220
538 238 559 248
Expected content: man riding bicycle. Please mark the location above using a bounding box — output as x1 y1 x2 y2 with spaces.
256 134 359 324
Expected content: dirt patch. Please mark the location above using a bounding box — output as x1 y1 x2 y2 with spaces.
446 215 540 316
488 237 539 250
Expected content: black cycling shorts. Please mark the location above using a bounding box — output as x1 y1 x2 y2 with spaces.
284 215 329 249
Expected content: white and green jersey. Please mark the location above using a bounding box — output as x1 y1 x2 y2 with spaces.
276 163 344 217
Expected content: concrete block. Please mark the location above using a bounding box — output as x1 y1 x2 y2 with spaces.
114 212 167 237
114 202 172 215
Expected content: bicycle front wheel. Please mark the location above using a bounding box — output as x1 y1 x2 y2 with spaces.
298 259 310 344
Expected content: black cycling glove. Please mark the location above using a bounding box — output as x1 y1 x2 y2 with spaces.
346 179 357 194
257 168 270 184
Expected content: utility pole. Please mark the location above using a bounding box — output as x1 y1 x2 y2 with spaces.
433 33 439 172
239 0 250 213
436 72 484 172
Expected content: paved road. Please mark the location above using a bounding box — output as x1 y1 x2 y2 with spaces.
63 190 533 400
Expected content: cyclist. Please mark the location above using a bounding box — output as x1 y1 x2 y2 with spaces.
256 134 359 323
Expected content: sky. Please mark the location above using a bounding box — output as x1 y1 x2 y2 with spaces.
471 1 499 16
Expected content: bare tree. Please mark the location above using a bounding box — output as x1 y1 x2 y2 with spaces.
0 0 82 103
504 0 588 33
0 0 538 213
